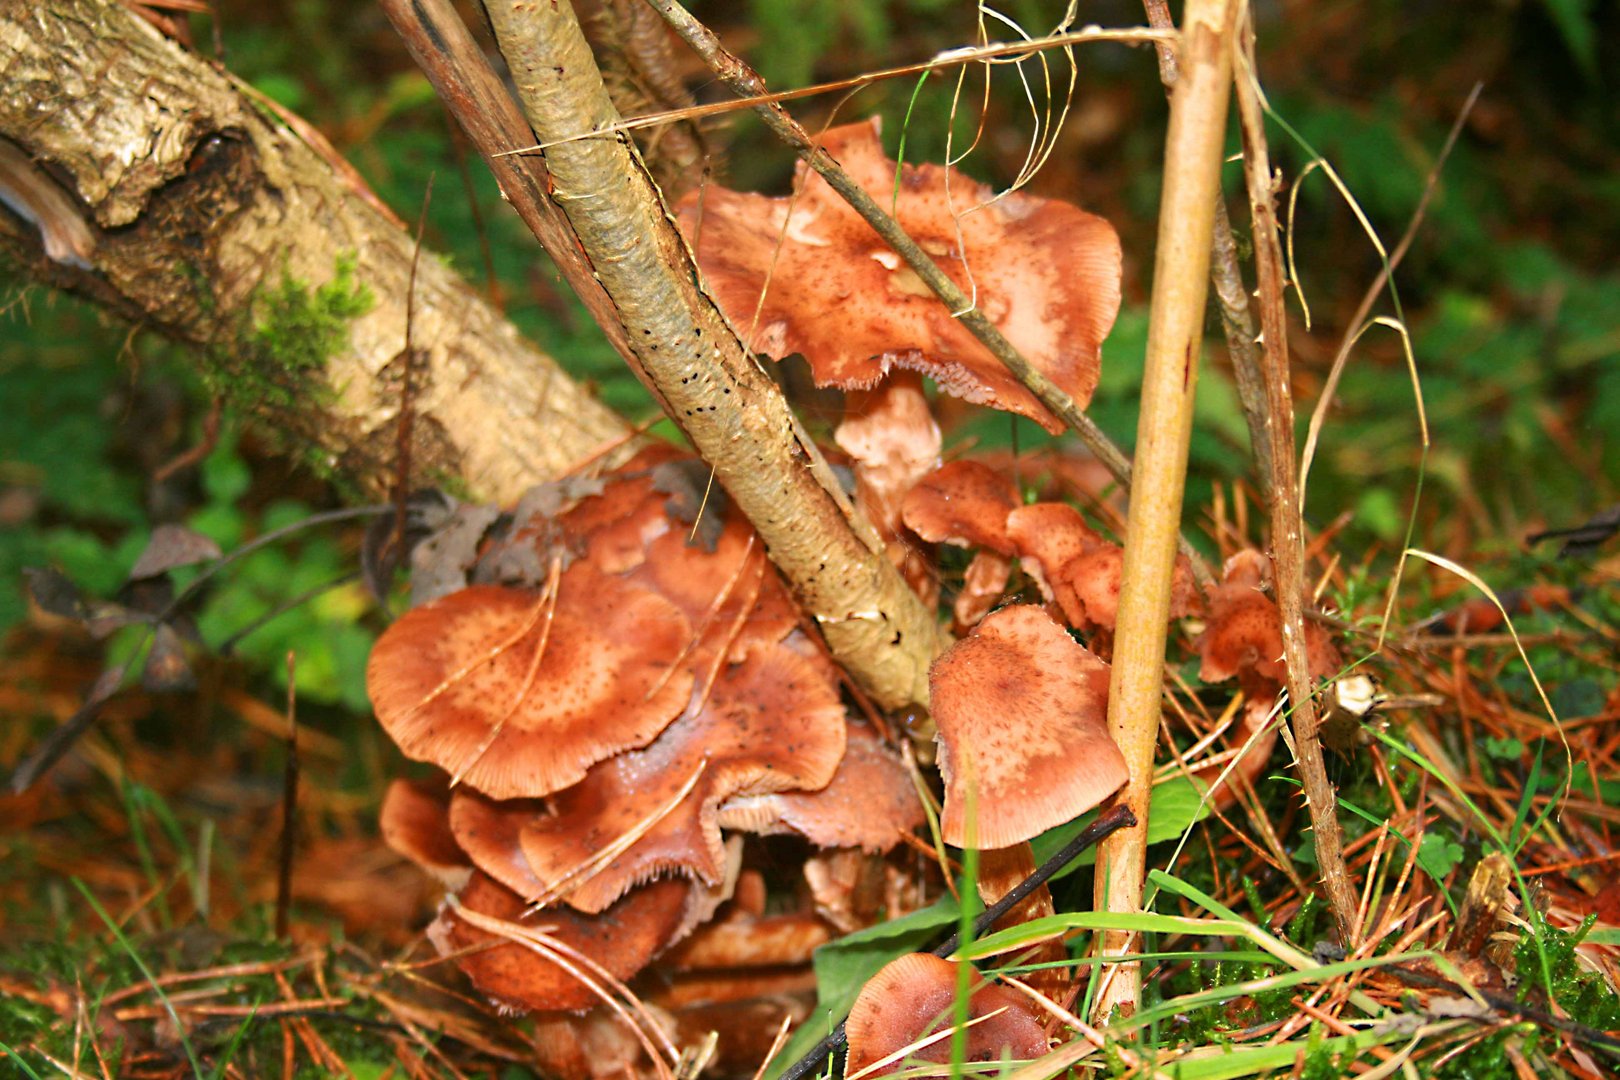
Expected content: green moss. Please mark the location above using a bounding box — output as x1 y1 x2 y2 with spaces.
1515 914 1620 1030
207 252 373 412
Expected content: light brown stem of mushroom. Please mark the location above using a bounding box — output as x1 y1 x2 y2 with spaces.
1091 0 1238 1024
640 0 1214 593
476 0 945 712
1231 13 1358 945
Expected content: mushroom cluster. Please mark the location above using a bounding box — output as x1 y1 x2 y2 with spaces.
899 460 1200 641
368 449 924 1052
678 118 1122 616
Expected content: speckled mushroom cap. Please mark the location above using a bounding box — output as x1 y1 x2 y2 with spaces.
901 460 1021 553
716 723 924 852
517 643 848 913
366 563 695 800
929 604 1126 849
677 118 1122 432
844 953 1048 1079
428 871 695 1014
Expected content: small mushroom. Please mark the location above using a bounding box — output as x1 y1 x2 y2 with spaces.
901 460 1021 554
366 564 695 800
447 787 549 900
929 604 1126 849
715 723 924 853
1008 502 1197 634
378 777 471 891
1195 551 1342 810
1197 552 1339 691
844 953 1048 1079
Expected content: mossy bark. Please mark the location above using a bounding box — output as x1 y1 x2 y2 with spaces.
0 0 627 502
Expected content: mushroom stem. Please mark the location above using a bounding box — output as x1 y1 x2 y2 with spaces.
476 0 944 712
1232 16 1358 944
1090 0 1238 1024
641 0 1213 591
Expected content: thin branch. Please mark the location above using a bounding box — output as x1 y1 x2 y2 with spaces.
472 0 944 711
1143 0 1274 502
1232 13 1358 944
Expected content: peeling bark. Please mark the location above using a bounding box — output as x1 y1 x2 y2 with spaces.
0 0 627 502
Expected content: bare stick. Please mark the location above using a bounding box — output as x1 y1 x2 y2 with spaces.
641 0 1213 590
1143 0 1273 501
1091 0 1237 1022
1232 15 1357 944
471 0 944 711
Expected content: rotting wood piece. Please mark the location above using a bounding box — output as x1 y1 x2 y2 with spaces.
0 0 626 502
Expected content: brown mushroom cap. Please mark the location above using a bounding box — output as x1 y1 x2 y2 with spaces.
518 644 847 913
716 723 924 852
447 788 548 900
366 563 695 800
844 953 1048 1079
677 119 1121 432
430 871 693 1014
930 604 1126 849
379 777 471 890
953 550 1013 632
630 506 799 666
901 461 1020 553
1005 502 1100 603
1198 552 1340 689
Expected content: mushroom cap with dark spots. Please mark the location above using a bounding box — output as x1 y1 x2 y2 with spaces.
366 563 694 800
929 604 1126 849
677 118 1122 433
844 953 1048 1078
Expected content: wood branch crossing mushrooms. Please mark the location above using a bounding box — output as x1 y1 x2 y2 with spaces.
678 119 1121 433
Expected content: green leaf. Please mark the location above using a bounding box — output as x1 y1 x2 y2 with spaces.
1538 0 1598 82
1415 830 1465 886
